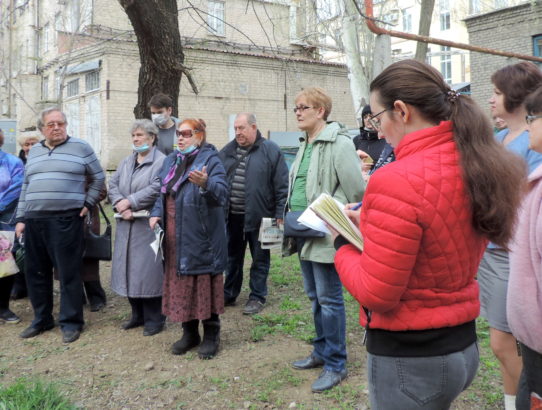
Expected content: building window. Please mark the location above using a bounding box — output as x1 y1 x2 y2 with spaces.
66 79 79 98
65 101 80 139
66 0 91 33
85 71 99 92
42 76 49 100
440 46 452 84
534 35 542 57
207 0 224 36
42 23 49 53
383 10 399 25
494 0 508 8
469 0 481 14
55 13 62 31
439 0 450 31
402 9 412 33
86 95 101 155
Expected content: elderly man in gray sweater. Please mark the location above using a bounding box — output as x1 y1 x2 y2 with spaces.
15 107 105 344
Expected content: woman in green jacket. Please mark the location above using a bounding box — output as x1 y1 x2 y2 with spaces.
288 87 365 392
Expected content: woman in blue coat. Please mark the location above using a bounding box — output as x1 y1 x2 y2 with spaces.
150 118 228 359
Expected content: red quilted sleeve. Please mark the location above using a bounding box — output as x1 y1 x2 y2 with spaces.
335 170 423 313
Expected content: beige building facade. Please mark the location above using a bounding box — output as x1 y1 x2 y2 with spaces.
0 0 355 169
385 0 528 87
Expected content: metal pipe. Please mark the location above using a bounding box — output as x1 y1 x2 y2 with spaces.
361 0 542 63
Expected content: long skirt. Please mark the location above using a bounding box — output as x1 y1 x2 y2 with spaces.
162 195 224 323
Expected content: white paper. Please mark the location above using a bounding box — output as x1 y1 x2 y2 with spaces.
150 224 164 261
297 207 331 234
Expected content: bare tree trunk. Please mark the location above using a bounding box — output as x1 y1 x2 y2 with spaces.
415 0 435 62
341 0 369 122
119 0 194 119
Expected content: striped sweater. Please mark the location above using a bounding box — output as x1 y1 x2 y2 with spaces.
16 136 105 219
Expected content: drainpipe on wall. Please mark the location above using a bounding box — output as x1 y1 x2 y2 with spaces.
359 0 542 64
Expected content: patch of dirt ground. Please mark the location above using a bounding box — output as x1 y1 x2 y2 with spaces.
1 257 500 409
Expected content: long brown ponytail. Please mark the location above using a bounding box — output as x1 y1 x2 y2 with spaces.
370 59 526 248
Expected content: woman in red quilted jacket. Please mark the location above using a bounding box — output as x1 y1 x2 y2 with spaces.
334 60 526 410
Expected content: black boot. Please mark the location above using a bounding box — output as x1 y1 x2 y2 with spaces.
198 317 220 360
84 280 106 312
172 320 201 355
10 272 27 300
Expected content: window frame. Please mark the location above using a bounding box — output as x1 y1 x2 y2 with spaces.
440 45 452 84
207 0 225 36
402 8 412 33
534 35 542 58
66 78 80 98
85 70 100 92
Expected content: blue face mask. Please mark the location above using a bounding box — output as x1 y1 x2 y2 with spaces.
132 143 150 153
178 144 197 155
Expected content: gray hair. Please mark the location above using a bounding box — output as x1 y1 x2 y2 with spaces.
130 119 159 145
37 107 67 130
236 112 257 125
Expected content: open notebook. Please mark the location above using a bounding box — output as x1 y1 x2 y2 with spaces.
302 193 364 252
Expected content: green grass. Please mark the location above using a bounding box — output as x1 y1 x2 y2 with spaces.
248 367 303 404
0 378 75 410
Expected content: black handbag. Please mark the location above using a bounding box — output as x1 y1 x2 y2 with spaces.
83 203 112 261
283 210 325 238
283 183 339 238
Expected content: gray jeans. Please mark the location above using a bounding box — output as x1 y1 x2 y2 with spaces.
367 342 479 410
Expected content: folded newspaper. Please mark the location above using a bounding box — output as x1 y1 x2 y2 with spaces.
305 193 364 252
114 210 150 219
150 224 164 261
258 218 283 250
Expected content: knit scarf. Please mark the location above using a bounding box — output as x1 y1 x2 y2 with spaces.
161 148 200 194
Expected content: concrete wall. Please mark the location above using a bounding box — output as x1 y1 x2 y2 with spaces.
100 44 354 169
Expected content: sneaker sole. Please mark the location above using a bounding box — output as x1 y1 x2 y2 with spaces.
0 318 21 324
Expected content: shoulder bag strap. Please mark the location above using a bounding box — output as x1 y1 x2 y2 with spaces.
96 202 111 227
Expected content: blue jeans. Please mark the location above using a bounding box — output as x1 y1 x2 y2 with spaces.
224 213 270 304
368 342 479 410
299 253 347 372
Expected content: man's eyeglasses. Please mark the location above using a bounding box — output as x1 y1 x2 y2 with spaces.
367 109 389 131
526 115 542 125
293 105 313 113
176 129 201 138
45 121 66 129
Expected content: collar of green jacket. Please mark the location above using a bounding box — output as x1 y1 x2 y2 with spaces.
299 121 349 143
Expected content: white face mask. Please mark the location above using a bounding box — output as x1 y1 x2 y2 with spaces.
152 113 168 126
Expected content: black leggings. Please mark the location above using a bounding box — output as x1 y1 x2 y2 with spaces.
0 275 15 310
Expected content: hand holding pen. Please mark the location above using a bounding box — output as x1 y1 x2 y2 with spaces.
344 201 362 227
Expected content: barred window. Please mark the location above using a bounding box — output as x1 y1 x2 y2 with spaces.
85 71 99 92
66 79 79 97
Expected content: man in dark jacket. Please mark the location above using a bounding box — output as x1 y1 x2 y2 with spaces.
353 105 387 168
219 113 288 315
